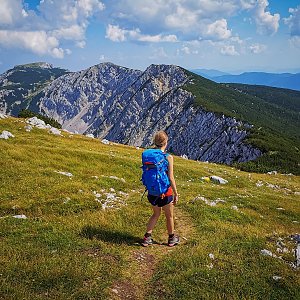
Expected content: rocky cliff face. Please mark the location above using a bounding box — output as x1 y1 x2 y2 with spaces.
0 63 68 116
38 62 261 164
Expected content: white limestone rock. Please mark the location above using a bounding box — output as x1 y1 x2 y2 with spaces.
24 125 32 132
0 113 8 119
210 175 228 184
13 214 27 219
0 130 14 139
49 127 62 136
101 139 110 145
54 171 73 177
260 249 274 257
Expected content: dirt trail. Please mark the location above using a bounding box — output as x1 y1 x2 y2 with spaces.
108 207 197 300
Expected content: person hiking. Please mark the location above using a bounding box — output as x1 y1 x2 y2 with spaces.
141 131 180 247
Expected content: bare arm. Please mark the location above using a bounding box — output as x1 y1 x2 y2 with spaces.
167 155 178 204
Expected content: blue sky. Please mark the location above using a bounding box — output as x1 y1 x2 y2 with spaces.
0 0 300 74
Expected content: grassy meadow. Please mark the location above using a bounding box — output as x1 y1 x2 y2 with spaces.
0 116 299 299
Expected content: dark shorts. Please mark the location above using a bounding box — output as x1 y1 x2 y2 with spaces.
147 194 173 207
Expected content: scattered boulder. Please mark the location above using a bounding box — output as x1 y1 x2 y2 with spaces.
49 127 62 136
191 195 226 207
0 113 8 119
0 130 15 139
101 139 110 145
260 249 274 257
54 171 73 177
209 253 215 260
85 134 94 138
26 117 47 128
267 171 278 175
210 175 228 184
272 276 282 281
101 175 126 183
13 214 27 219
256 181 264 187
24 125 32 132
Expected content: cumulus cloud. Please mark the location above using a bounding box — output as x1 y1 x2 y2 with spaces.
0 0 25 26
0 30 64 58
105 24 177 43
289 36 300 49
38 0 105 25
52 24 86 41
105 24 126 42
177 45 199 56
253 0 280 35
284 6 300 36
107 0 238 41
149 47 168 59
205 19 232 40
249 43 266 54
221 45 239 56
0 0 105 57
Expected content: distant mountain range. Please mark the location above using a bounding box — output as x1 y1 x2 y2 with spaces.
190 69 300 91
1 62 299 174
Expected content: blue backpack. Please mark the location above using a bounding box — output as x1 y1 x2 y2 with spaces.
141 149 170 196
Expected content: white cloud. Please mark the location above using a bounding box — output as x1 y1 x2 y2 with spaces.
108 0 240 41
284 6 300 37
240 0 256 10
51 47 65 59
289 36 300 49
0 0 24 25
105 24 126 42
99 54 105 61
165 5 199 31
249 43 266 54
253 0 280 35
205 19 232 40
149 47 168 59
76 41 86 48
105 24 177 43
38 0 105 25
181 46 191 55
0 0 104 57
221 45 239 56
52 25 86 41
249 43 267 54
65 49 72 55
0 30 65 58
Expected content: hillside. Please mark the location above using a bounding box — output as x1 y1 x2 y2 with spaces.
0 116 299 299
184 71 300 175
224 83 300 112
0 62 68 116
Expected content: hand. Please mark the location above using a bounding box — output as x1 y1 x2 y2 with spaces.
173 194 179 205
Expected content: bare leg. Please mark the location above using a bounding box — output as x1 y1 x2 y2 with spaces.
162 202 174 235
146 205 161 234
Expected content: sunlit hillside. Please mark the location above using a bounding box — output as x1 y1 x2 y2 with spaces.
1 116 299 300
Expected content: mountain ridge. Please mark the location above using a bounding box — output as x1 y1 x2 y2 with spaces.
0 62 299 173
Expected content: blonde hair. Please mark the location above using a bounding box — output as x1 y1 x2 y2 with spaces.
154 131 168 148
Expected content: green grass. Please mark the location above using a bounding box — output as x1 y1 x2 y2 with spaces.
183 70 300 175
0 117 299 299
